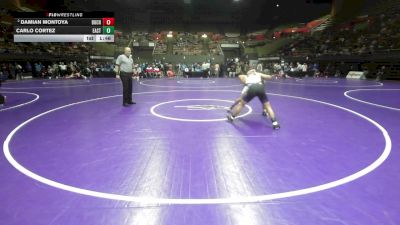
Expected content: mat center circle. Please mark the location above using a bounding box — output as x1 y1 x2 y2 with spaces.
150 98 252 122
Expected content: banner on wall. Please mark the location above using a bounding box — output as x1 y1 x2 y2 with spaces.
346 71 365 79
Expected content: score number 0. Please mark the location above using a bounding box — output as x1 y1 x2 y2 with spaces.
102 18 115 26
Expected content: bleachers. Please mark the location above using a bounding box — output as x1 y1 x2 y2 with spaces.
153 41 167 55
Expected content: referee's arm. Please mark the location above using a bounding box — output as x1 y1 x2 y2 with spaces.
258 72 273 80
115 64 121 78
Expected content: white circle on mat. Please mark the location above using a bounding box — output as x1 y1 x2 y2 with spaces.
140 80 241 89
268 79 383 87
177 80 216 84
1 80 119 89
344 89 400 111
3 90 392 205
150 98 252 122
0 91 39 112
295 79 338 84
42 80 90 85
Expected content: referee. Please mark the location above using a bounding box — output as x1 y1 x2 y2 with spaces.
115 47 136 106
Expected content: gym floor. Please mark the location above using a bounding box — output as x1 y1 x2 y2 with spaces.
1 77 399 225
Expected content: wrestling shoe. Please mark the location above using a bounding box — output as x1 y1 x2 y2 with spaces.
272 121 280 130
0 95 6 106
226 114 234 122
262 110 269 118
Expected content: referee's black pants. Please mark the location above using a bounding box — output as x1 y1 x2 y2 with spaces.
120 72 133 104
0 79 3 104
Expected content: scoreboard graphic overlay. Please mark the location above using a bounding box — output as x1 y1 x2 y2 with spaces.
13 12 114 42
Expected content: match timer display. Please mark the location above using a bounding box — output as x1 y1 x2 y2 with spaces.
13 12 115 42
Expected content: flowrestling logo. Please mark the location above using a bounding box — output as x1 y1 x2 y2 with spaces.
174 105 229 111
